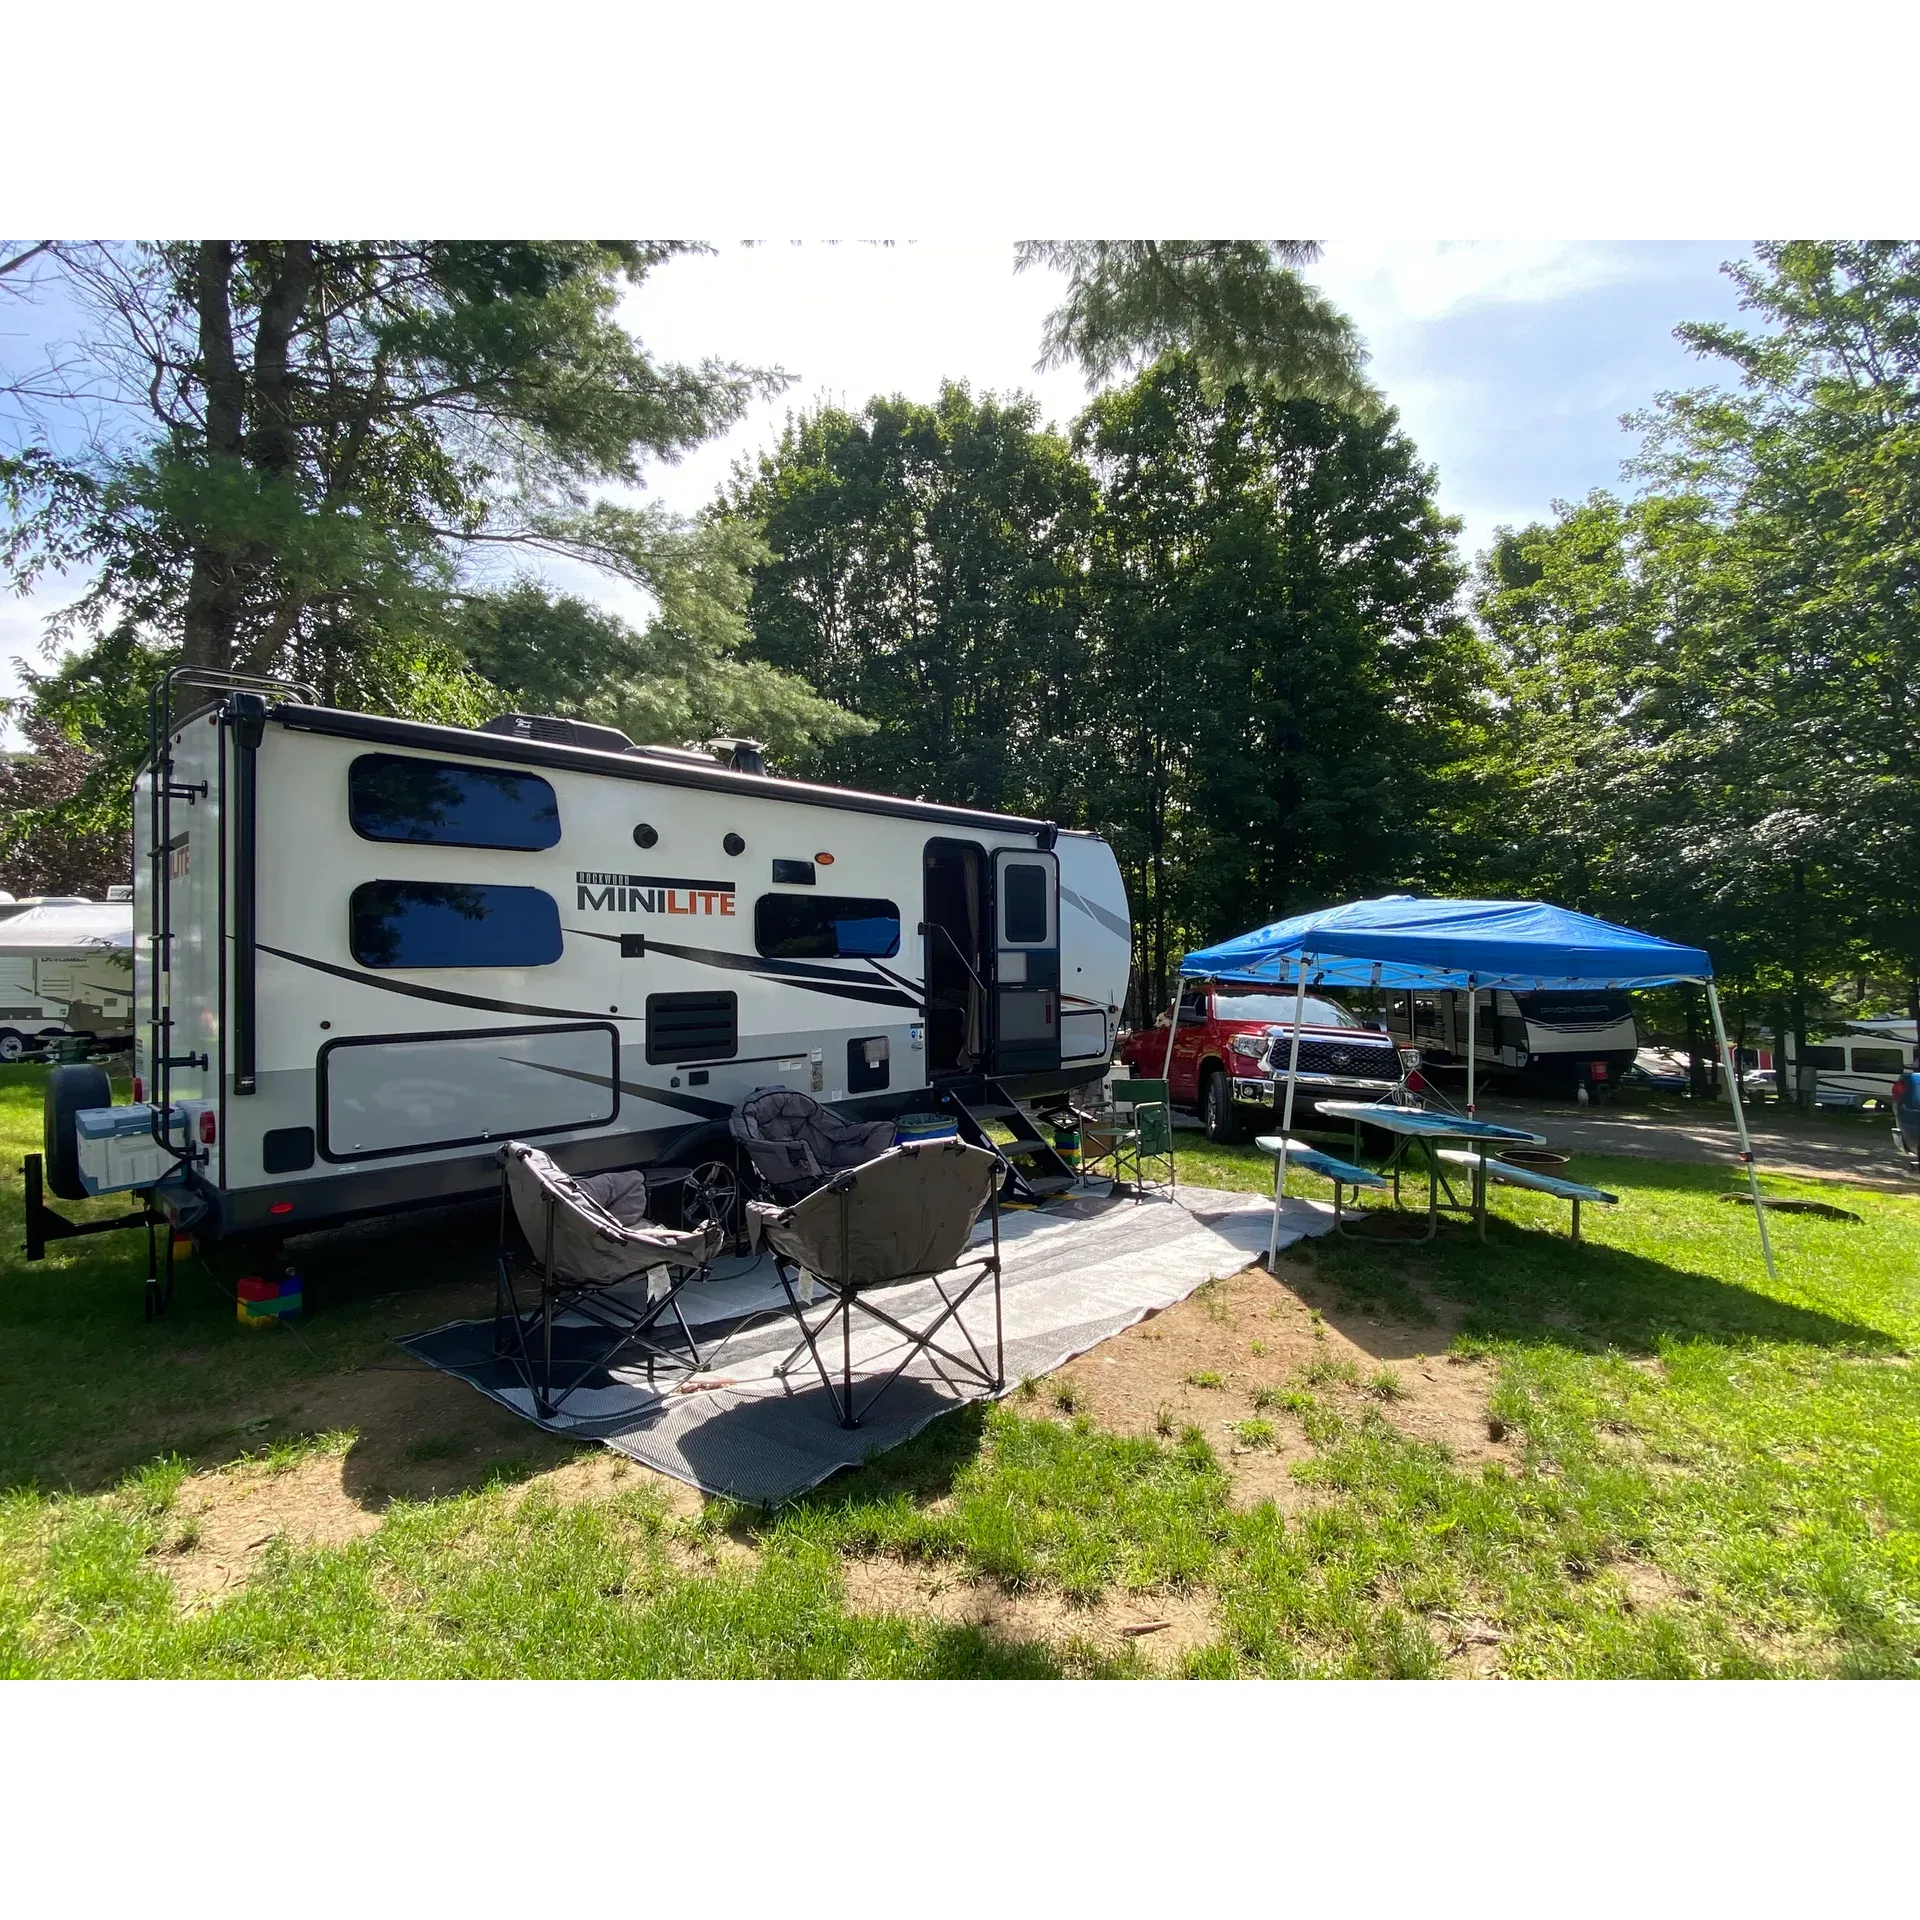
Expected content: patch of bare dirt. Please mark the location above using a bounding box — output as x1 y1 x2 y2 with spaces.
1428 1609 1508 1677
158 1454 382 1605
1036 1259 1514 1500
840 1556 1219 1670
151 1369 706 1604
1612 1560 1694 1614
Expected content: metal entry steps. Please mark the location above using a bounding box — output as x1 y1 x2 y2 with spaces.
936 1079 1078 1203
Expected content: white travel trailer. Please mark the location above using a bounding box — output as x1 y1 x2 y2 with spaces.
1392 987 1640 1095
75 673 1131 1249
1777 1023 1916 1108
0 899 135 1059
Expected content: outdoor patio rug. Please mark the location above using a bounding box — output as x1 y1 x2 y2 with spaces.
399 1184 1337 1506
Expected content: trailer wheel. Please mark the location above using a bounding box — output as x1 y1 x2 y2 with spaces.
0 1030 25 1064
43 1062 111 1201
681 1151 743 1248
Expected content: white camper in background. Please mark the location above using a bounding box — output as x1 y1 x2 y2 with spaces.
77 674 1131 1248
1778 1025 1916 1109
0 899 135 1059
1392 987 1640 1096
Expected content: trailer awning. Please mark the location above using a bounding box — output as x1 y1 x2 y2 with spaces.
0 903 133 953
1178 895 1712 992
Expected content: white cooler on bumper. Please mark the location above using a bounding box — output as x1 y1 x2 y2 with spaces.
75 1105 189 1195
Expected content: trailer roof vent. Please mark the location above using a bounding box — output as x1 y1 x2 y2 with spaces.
479 712 636 755
704 736 769 776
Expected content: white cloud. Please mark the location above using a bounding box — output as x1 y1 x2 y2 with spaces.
620 241 1089 519
1316 240 1653 335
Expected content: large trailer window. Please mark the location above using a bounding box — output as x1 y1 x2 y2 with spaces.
349 881 562 969
349 754 561 851
754 894 900 960
1852 1046 1907 1075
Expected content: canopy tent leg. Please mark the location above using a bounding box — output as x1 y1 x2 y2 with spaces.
1466 975 1477 1120
1706 981 1777 1283
1159 979 1181 1083
1267 953 1312 1269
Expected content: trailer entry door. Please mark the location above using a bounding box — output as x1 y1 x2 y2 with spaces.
989 849 1059 1078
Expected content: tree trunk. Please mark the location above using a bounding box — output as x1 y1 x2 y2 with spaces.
1684 984 1709 1097
1767 995 1790 1107
180 241 247 673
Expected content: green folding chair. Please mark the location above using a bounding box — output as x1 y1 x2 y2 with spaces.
1083 1078 1176 1201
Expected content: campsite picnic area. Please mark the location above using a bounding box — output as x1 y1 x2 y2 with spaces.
5 1060 1915 1680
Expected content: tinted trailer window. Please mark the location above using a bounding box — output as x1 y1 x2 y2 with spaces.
349 881 563 969
755 894 901 960
349 754 561 851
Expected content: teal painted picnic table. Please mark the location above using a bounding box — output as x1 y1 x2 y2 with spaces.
1313 1101 1546 1240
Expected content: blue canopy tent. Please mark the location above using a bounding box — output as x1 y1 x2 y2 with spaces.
1169 896 1774 1276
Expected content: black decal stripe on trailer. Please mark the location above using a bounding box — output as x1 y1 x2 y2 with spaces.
568 928 920 1009
506 1056 734 1120
1058 883 1131 943
257 944 640 1023
856 956 928 999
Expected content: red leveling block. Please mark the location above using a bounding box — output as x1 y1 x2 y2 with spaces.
237 1271 303 1327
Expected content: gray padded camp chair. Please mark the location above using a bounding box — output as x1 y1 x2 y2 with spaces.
729 1088 896 1205
746 1138 1004 1429
494 1142 723 1419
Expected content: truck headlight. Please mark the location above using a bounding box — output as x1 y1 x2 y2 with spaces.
1229 1034 1268 1059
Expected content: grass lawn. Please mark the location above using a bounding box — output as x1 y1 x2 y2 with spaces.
3 1062 1918 1678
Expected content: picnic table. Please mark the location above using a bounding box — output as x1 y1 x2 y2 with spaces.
1312 1101 1546 1241
1432 1149 1618 1242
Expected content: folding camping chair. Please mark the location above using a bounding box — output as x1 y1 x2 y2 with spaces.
747 1138 1004 1429
729 1087 897 1204
1080 1078 1176 1200
494 1142 724 1419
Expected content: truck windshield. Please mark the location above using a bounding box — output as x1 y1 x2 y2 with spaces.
1213 993 1361 1028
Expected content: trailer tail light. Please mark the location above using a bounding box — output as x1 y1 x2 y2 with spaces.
198 1110 217 1146
132 1076 144 1103
269 1201 294 1216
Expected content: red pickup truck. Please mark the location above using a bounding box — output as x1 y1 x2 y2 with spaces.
1120 981 1405 1142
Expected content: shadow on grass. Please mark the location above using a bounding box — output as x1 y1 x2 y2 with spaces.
782 1399 995 1518
1305 1222 1896 1359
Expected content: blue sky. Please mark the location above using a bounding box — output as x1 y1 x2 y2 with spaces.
0 239 1753 727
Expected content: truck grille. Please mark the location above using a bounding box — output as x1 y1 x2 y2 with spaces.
1268 1037 1400 1079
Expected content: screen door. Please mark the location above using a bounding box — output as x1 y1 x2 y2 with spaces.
989 849 1060 1078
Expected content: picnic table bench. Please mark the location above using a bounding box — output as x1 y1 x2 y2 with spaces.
1433 1149 1618 1242
1254 1135 1390 1256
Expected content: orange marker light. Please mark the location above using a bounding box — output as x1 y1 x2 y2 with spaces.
815 851 834 864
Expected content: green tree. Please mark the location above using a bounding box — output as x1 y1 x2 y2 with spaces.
458 566 868 767
1471 494 1852 1093
1650 241 1920 1038
1 240 868 870
1017 241 1377 411
1078 357 1480 1010
731 384 1098 814
2 241 775 691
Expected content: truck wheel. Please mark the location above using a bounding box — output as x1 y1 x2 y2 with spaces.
0 1030 25 1063
43 1062 111 1201
1203 1069 1246 1144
